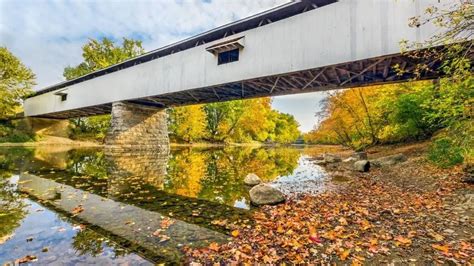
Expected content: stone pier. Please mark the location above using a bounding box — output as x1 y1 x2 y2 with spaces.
105 101 169 152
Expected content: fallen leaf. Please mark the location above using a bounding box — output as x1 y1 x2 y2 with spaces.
277 225 285 233
231 230 240 237
209 242 220 252
339 217 348 226
339 249 351 260
308 226 322 243
432 243 450 253
394 235 412 246
428 231 444 242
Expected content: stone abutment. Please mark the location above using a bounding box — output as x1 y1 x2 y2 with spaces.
105 101 170 153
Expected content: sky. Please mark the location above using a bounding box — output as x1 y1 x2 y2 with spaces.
0 0 327 132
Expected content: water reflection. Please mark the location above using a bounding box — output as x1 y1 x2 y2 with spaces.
165 147 300 208
0 145 330 264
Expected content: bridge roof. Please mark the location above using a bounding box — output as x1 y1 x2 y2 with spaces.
32 0 336 97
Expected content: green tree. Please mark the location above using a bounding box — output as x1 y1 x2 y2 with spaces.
271 112 300 144
64 38 144 80
0 47 35 120
64 38 145 141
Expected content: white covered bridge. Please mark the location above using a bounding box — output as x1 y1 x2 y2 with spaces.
23 0 457 150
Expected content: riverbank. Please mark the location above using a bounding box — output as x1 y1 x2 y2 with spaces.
0 137 338 149
184 141 473 264
0 136 102 147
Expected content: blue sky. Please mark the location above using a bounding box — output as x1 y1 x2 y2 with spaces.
0 0 327 132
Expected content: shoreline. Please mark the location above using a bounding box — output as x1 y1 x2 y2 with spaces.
0 138 337 149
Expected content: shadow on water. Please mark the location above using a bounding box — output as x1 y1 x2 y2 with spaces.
0 145 329 264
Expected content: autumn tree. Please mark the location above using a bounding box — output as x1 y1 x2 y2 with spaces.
168 104 207 143
64 38 145 141
202 98 300 144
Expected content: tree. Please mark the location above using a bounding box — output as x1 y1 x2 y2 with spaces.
64 38 144 80
271 112 300 144
64 38 145 141
405 1 473 164
0 47 35 120
201 98 300 144
168 105 207 143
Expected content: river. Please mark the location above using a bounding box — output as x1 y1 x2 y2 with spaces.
0 145 340 264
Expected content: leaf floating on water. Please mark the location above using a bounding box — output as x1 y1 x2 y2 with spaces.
71 205 84 216
152 229 163 237
159 235 170 243
16 255 37 264
160 218 175 229
72 224 86 231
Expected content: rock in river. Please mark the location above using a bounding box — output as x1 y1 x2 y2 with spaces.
244 173 261 186
250 184 285 206
354 160 370 172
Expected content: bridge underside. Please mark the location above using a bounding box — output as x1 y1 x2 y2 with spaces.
35 52 442 119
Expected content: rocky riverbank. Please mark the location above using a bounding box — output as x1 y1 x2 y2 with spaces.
184 141 474 264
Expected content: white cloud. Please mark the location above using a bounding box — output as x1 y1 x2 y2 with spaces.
0 0 288 88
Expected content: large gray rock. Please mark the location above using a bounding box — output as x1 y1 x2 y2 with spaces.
249 184 285 206
244 173 261 186
354 160 370 172
372 153 407 167
323 153 342 163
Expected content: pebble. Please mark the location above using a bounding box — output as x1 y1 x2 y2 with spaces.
443 229 455 234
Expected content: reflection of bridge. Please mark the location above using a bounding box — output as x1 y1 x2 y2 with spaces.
23 0 457 149
22 149 250 231
18 173 231 263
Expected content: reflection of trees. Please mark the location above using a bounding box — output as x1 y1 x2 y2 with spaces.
72 228 130 258
72 229 105 257
0 148 30 241
165 147 300 207
165 149 205 198
66 149 108 179
0 178 26 241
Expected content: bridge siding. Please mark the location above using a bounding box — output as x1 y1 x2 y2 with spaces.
24 0 440 117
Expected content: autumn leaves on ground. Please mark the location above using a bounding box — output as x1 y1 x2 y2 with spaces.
185 143 473 264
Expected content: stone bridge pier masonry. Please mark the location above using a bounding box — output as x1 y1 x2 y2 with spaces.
105 102 170 153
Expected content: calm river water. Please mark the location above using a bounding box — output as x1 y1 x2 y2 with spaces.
0 145 338 264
